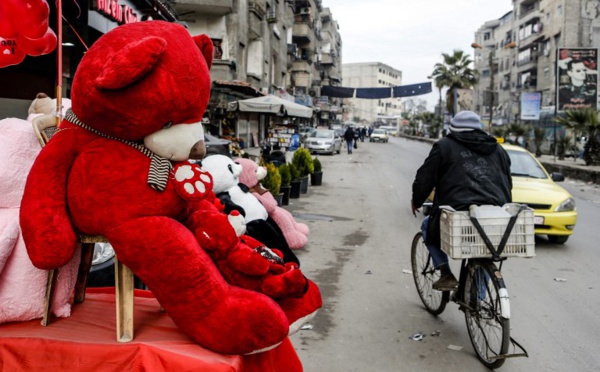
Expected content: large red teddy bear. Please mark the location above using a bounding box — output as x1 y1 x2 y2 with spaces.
19 21 290 355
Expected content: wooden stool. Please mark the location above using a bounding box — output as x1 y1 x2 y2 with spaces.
33 116 135 342
42 235 135 343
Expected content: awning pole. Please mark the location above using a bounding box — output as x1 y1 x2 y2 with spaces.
55 0 63 125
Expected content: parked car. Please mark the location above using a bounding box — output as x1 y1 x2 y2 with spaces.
304 129 342 155
204 133 231 157
87 242 146 288
369 128 389 143
501 143 577 243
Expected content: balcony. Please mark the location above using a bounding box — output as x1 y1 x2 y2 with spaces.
173 0 233 16
248 0 266 19
292 22 314 44
319 53 334 66
517 54 538 70
266 10 277 23
321 7 332 22
292 59 312 73
519 1 540 20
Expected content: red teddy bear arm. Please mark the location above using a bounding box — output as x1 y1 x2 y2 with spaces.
227 247 271 276
20 130 84 269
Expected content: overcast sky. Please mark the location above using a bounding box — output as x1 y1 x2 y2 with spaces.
324 0 514 110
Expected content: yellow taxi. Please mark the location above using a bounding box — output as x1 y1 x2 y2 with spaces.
501 143 577 244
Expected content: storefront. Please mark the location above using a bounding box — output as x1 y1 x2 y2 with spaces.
0 0 177 118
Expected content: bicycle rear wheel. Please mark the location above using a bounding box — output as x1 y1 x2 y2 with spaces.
411 232 447 315
463 260 510 369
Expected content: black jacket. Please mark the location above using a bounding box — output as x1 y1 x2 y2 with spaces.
412 130 512 246
343 127 355 141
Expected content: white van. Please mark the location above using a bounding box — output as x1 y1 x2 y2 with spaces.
379 125 398 136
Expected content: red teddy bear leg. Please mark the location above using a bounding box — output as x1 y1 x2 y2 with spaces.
106 216 289 355
277 279 323 336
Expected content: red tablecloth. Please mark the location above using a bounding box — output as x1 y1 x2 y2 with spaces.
0 288 302 372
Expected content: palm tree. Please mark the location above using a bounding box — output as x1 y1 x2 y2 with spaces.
533 126 546 157
554 108 600 165
430 50 478 117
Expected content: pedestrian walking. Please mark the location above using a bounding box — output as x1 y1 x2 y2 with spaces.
360 127 367 142
343 126 355 154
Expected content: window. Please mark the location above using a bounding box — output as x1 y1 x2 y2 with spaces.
544 67 550 78
557 5 562 16
211 39 223 60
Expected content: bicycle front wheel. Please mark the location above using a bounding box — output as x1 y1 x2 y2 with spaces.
411 232 447 315
463 260 510 369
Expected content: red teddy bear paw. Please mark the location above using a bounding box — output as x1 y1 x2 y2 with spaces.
278 279 323 335
261 266 307 299
173 162 213 201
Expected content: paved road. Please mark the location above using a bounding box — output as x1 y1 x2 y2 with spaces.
287 136 600 371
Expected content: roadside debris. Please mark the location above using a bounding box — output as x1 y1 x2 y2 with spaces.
430 330 440 337
365 270 372 275
409 333 425 341
300 324 313 330
447 344 463 351
554 277 567 282
402 269 412 274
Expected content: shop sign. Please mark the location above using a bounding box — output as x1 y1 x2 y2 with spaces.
92 0 139 25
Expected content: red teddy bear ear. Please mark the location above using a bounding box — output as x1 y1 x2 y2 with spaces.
95 36 167 90
192 34 213 70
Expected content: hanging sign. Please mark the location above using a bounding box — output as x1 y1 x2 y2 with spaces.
92 0 140 25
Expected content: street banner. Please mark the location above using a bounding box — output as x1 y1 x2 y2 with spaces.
521 92 541 120
557 48 598 111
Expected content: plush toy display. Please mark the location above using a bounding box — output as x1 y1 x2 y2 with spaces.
201 155 299 265
177 178 322 334
235 158 310 249
19 21 292 355
0 117 79 324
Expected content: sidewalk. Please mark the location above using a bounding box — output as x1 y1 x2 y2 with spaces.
537 154 600 185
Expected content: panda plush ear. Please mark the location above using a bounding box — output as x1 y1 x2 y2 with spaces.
192 34 214 69
95 36 167 90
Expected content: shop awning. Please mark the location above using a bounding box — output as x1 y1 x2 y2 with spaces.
227 95 313 118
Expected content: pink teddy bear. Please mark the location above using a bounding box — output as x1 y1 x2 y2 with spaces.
235 158 309 250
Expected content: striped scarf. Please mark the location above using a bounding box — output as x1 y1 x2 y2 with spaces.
64 109 172 191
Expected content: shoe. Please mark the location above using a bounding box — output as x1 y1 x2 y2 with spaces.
432 273 458 291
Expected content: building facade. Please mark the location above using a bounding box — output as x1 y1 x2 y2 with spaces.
472 0 600 125
341 62 403 125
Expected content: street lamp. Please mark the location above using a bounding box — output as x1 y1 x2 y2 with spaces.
472 41 517 133
427 75 443 130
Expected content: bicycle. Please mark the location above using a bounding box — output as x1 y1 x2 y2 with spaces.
411 203 534 369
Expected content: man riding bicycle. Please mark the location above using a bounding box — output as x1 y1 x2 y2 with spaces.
411 111 512 290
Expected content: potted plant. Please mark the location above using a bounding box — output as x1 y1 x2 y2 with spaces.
288 162 301 199
278 163 292 205
310 157 323 186
262 162 283 205
292 148 314 194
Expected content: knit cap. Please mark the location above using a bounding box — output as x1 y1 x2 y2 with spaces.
449 111 484 132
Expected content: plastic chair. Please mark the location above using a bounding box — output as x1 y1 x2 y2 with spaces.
32 115 135 342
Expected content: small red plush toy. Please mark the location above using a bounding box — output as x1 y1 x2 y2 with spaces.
20 21 290 355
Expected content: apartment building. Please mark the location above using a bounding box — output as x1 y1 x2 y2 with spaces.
472 0 600 125
341 62 403 124
174 0 343 145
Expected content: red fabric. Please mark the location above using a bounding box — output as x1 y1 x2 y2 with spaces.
0 288 302 372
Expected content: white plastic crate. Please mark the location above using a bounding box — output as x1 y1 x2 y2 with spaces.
440 203 535 259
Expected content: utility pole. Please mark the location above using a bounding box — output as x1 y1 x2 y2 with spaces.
488 50 495 133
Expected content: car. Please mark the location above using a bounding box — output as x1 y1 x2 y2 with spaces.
304 129 342 155
204 133 231 157
370 128 389 143
298 126 315 143
501 143 577 244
